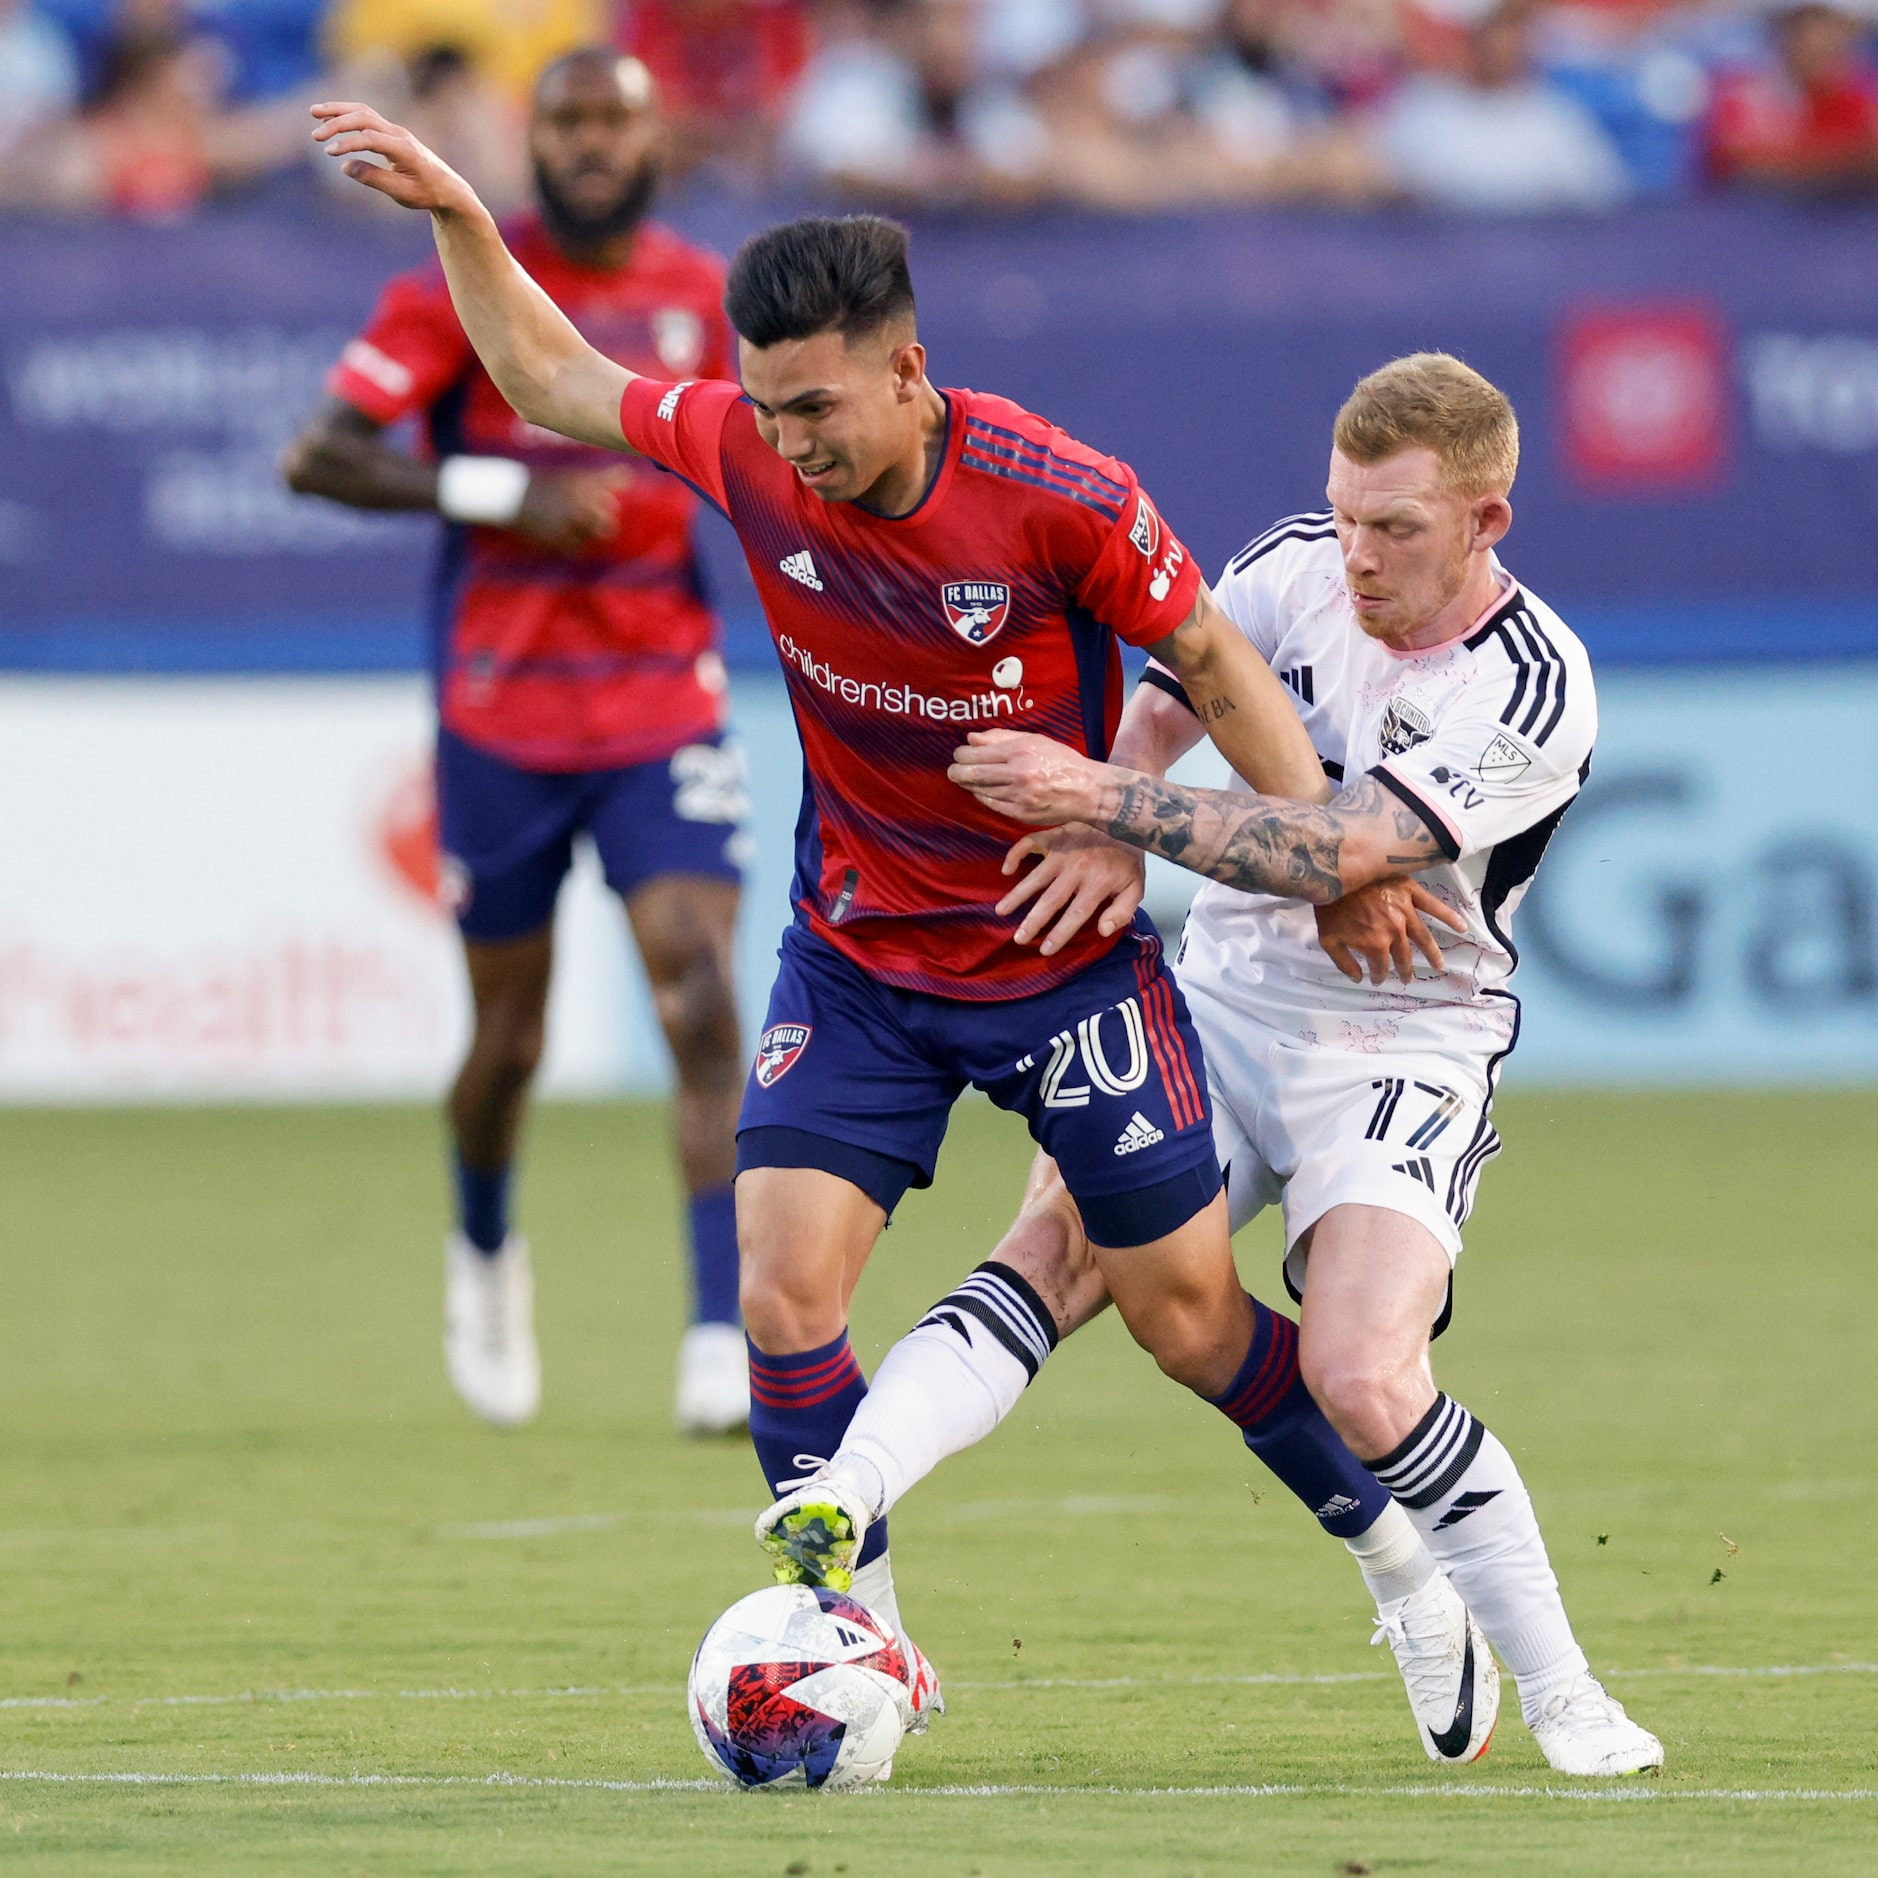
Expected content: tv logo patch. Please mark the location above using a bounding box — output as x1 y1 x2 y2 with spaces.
940 581 1012 646
754 1023 812 1087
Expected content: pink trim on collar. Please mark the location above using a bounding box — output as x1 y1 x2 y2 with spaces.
1373 572 1514 660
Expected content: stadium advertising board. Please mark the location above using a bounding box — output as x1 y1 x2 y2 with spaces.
0 669 1871 1100
3 203 1877 667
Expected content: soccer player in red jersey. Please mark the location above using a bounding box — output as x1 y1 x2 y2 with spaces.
308 96 1441 1734
285 54 750 1437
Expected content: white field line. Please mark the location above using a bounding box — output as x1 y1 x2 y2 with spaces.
5 1663 1874 1713
0 1769 1875 1804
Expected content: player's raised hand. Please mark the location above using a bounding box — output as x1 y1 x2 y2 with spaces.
1314 877 1464 984
949 730 1105 827
310 102 481 217
997 827 1144 955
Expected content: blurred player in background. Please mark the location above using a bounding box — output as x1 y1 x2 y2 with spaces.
284 51 750 1436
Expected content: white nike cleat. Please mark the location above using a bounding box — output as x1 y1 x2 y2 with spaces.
1528 1674 1664 1776
673 1323 749 1436
443 1232 540 1427
1371 1571 1500 1764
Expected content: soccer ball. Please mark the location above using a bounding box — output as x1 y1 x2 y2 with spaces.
688 1584 913 1791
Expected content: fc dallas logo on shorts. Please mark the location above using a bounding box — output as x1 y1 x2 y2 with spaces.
939 580 1012 646
754 1023 812 1087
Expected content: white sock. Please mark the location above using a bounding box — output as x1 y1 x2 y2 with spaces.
832 1262 1057 1518
850 1551 904 1641
1366 1392 1589 1723
1343 1499 1439 1608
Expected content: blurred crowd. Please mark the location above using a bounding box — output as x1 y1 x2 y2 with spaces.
2 0 1876 218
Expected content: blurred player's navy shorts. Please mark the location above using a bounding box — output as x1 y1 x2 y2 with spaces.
435 728 746 942
737 923 1221 1248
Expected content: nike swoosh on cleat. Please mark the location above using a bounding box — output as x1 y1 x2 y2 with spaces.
1427 1632 1477 1760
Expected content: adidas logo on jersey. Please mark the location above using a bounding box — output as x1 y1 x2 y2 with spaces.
1315 1493 1363 1520
780 549 824 591
1113 1111 1165 1156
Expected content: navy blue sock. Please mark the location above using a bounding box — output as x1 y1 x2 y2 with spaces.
454 1156 511 1256
747 1330 889 1568
687 1184 740 1327
1207 1293 1392 1539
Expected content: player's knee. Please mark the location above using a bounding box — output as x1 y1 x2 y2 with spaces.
1301 1351 1408 1461
738 1259 841 1354
471 1006 546 1089
1121 1284 1235 1393
654 948 741 1084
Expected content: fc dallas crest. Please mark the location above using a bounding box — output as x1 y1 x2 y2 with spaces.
939 580 1012 646
754 1023 812 1087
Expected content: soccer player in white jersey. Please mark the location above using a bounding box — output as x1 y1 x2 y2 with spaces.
792 353 1662 1776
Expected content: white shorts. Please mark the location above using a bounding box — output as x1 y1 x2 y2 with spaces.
1183 977 1513 1304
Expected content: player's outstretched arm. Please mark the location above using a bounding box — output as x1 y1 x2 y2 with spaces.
950 737 1447 904
310 103 634 451
1144 586 1333 806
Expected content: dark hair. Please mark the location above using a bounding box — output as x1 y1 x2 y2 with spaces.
724 215 916 350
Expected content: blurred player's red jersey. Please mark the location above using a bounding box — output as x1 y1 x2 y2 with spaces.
619 376 1202 997
329 218 732 771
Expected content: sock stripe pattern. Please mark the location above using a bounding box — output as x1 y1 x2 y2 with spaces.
1210 1302 1299 1431
1367 1392 1487 1511
746 1342 865 1412
913 1261 1057 1383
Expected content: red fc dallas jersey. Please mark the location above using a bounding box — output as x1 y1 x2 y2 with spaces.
329 218 733 772
619 376 1203 998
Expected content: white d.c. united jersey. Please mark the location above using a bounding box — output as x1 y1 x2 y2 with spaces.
1162 512 1597 1018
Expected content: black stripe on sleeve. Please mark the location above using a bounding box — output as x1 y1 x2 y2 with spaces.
1138 666 1197 715
1226 509 1336 574
1368 765 1461 862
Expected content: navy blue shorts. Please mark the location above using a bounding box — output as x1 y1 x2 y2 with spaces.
435 728 747 943
736 924 1221 1248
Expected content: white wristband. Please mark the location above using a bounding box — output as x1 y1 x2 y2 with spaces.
437 455 530 526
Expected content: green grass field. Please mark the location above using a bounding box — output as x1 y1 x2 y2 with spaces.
1 1091 1875 1873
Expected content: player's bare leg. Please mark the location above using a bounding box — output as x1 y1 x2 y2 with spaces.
443 927 553 1425
625 874 747 1434
1299 1206 1663 1775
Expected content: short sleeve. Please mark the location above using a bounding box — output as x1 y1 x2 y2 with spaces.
1072 486 1203 649
326 271 472 426
1372 639 1597 863
618 375 740 510
1210 540 1293 663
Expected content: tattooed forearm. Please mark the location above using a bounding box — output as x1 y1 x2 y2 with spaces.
1194 696 1235 725
1101 777 1347 901
1094 770 1445 902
